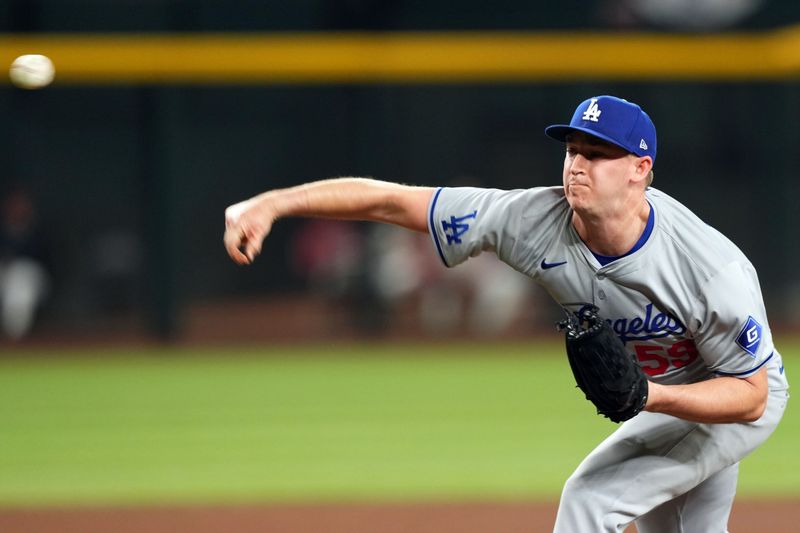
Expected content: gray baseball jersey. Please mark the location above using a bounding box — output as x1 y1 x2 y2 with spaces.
428 185 787 391
427 184 789 532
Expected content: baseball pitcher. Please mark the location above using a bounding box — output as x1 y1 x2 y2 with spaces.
224 95 789 532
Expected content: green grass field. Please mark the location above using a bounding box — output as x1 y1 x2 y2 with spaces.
0 341 796 507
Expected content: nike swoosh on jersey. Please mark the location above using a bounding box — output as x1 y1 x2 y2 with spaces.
541 259 568 269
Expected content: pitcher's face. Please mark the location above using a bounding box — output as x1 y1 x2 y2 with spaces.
562 132 643 216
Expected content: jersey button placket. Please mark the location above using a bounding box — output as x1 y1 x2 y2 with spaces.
595 272 607 301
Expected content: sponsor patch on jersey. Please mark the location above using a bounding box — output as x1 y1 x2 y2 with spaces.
441 210 477 245
735 316 763 357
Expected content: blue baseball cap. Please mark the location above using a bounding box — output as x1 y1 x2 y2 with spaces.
545 95 657 164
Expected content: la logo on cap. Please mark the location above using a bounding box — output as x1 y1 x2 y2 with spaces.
582 98 602 122
544 95 657 163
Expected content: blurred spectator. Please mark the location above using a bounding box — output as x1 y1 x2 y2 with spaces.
290 219 380 334
291 219 364 300
367 224 537 337
600 0 764 30
289 219 538 338
0 187 51 340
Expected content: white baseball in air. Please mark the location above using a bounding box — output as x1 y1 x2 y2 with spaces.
9 54 55 89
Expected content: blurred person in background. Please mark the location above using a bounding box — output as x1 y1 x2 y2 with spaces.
290 219 536 337
301 221 537 338
289 218 374 334
368 226 534 337
0 186 51 340
600 0 764 29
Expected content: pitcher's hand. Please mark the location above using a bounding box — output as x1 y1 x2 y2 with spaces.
224 197 274 265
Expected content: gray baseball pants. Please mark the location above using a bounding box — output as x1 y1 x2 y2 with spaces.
553 387 788 532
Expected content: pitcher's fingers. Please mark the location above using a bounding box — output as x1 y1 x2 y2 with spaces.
242 228 264 262
224 228 251 264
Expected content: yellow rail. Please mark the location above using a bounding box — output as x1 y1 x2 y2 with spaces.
1 29 800 84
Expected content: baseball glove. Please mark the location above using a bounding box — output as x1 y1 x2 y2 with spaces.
558 306 649 423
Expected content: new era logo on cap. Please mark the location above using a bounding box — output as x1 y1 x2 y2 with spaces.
545 95 657 164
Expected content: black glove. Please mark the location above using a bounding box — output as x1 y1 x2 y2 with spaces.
558 306 649 423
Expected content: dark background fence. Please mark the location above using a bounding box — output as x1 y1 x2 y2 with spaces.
0 1 797 32
2 1 799 341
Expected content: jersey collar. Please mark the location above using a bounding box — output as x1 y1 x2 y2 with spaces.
590 200 655 266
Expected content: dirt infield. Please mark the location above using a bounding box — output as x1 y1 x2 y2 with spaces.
0 499 796 533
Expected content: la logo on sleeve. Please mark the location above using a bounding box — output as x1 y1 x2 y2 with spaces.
735 316 763 357
442 210 477 245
